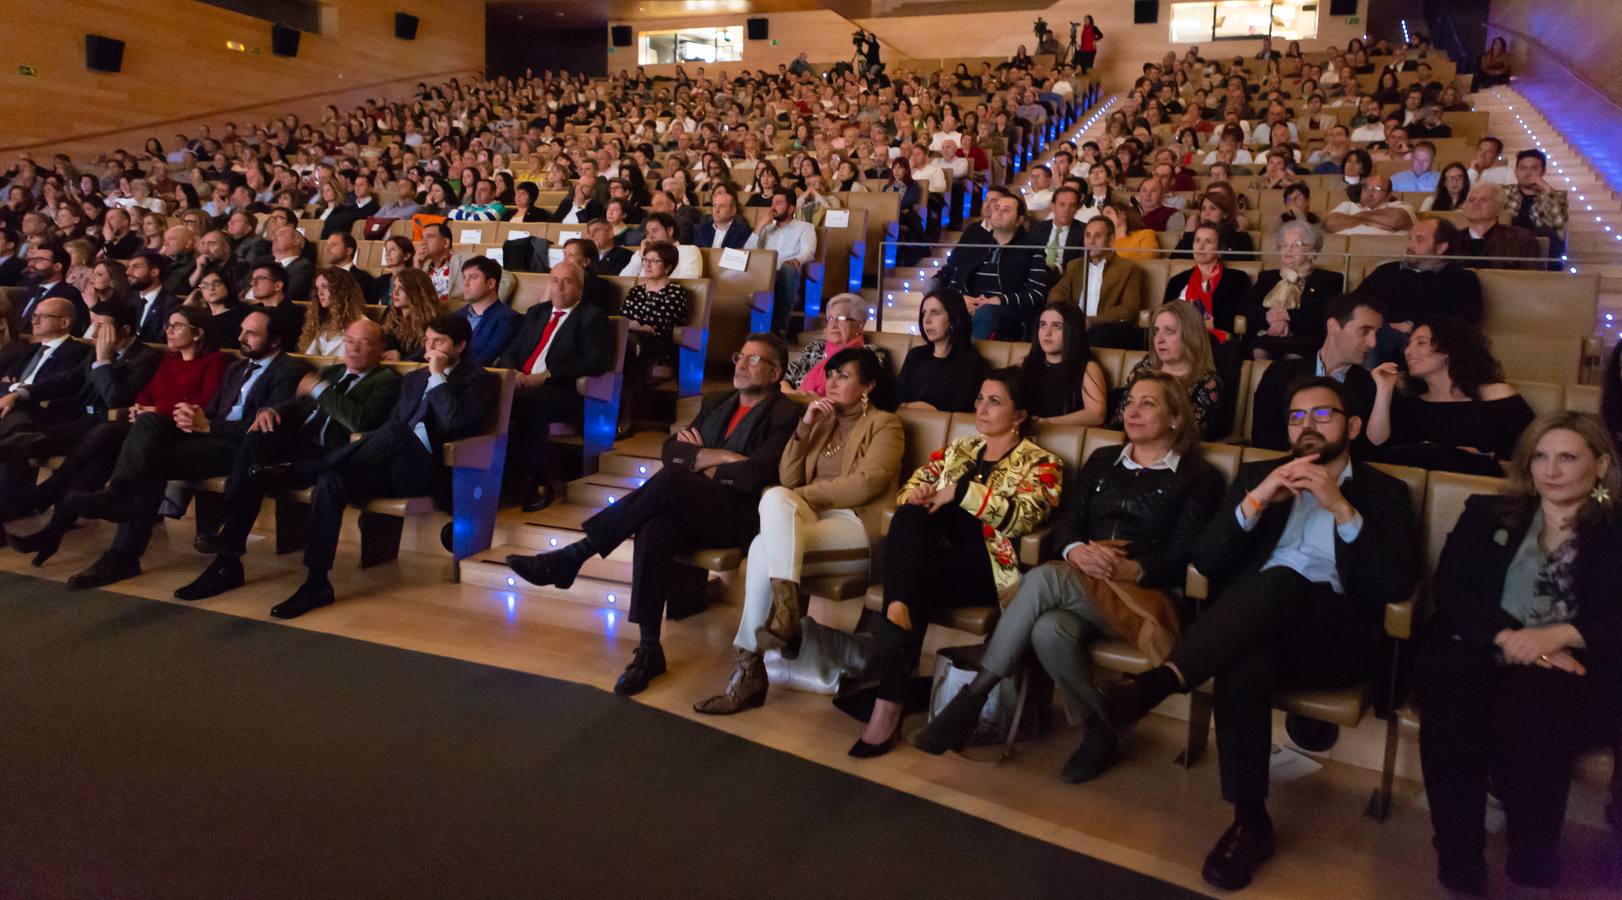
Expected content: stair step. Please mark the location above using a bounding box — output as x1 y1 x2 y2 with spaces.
463 550 632 610
598 451 663 478
566 480 637 507
610 430 668 459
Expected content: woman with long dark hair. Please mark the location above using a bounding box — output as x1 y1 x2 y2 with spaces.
1422 163 1471 212
1020 301 1107 426
896 289 982 413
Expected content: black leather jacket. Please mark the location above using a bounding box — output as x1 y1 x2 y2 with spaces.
1051 445 1224 588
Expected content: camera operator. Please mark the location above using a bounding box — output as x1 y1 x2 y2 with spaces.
853 29 883 79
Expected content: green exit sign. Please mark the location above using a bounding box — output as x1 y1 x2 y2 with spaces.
771 39 780 46
18 65 38 77
1346 16 1360 24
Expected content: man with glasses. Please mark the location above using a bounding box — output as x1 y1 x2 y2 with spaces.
507 334 802 697
0 297 93 410
1098 376 1419 891
19 244 88 335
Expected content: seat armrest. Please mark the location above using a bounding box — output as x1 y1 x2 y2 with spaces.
750 289 774 314
443 433 499 469
1185 564 1209 601
878 505 896 537
1233 314 1248 336
672 325 703 351
1384 586 1419 639
576 372 618 402
1018 527 1053 568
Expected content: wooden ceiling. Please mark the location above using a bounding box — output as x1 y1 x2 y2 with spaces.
486 0 834 31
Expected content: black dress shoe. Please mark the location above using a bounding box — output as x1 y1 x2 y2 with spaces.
270 583 335 619
1059 723 1121 784
174 557 245 602
506 550 580 590
8 525 62 567
1201 821 1276 891
192 532 244 557
613 645 666 696
520 484 555 513
248 463 303 492
64 487 134 524
66 552 141 590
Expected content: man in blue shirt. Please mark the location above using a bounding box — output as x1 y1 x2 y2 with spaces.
453 256 520 367
1390 140 1440 194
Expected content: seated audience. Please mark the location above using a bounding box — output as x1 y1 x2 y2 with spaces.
1418 412 1621 895
267 226 315 302
554 178 604 225
895 289 982 413
496 260 614 512
1113 302 1224 440
1028 187 1087 271
300 268 368 356
1241 221 1346 360
1048 217 1147 346
321 174 380 238
1101 201 1159 261
372 235 415 306
506 335 802 695
1389 141 1439 193
447 178 506 222
1466 137 1515 186
930 192 1049 340
1133 177 1185 234
1021 302 1108 426
1368 318 1535 474
784 293 889 399
1420 162 1471 212
852 369 1061 757
695 190 757 250
755 188 818 334
1249 293 1382 451
695 348 903 715
1173 190 1254 258
55 309 308 589
912 372 1222 779
246 261 306 346
1357 218 1482 366
19 244 88 335
1457 182 1542 270
1098 377 1419 891
1472 36 1513 91
176 319 402 602
1325 175 1415 235
321 232 377 301
1505 150 1568 263
384 268 446 363
619 241 690 423
1166 223 1254 341
617 212 701 279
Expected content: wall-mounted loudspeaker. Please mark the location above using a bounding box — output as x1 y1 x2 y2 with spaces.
611 25 633 47
1328 0 1358 15
1133 0 1159 24
746 18 769 40
395 13 419 40
271 24 301 57
85 34 126 73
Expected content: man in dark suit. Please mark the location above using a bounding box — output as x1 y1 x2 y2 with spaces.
1356 219 1481 367
257 313 499 618
0 295 93 417
695 190 757 250
1101 377 1419 891
562 237 616 312
62 309 310 589
227 209 273 265
123 251 178 345
321 231 378 300
269 225 315 302
1046 217 1148 347
507 333 803 696
0 225 25 287
1249 293 1382 450
0 300 159 522
177 319 402 601
496 258 613 512
247 261 307 349
100 208 144 260
1458 182 1543 271
320 173 380 238
1027 186 1087 271
18 244 88 335
553 179 605 225
587 220 633 279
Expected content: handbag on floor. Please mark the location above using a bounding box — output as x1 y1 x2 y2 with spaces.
927 643 1046 748
761 616 877 695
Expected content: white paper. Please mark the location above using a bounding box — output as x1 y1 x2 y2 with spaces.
548 248 565 266
486 248 504 265
297 226 308 237
458 228 480 245
1267 744 1324 783
824 209 851 228
508 229 531 240
719 247 749 271
559 230 582 244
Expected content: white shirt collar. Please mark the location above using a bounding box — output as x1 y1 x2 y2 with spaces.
1116 443 1181 472
39 334 69 351
141 286 160 302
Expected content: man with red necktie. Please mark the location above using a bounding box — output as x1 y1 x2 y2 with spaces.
496 259 613 511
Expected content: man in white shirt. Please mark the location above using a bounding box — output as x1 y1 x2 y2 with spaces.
755 188 818 334
939 141 971 181
1465 136 1515 186
909 145 948 196
1325 176 1417 235
1024 165 1054 217
1349 115 1389 145
927 114 964 154
618 213 702 279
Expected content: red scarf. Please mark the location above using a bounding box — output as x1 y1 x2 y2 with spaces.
1181 263 1231 343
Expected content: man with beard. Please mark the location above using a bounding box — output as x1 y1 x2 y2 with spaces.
1097 377 1419 891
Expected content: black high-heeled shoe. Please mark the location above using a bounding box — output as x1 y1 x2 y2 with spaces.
8 525 62 567
848 720 901 759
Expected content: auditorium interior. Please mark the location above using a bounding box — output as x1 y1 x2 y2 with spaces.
3 0 1621 896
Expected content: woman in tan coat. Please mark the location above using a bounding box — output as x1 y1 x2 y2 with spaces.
695 347 904 715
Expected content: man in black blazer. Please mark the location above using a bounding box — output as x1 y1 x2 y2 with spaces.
321 231 378 301
319 173 380 239
553 179 605 225
0 301 159 521
177 319 403 601
262 313 499 618
1027 187 1087 271
1249 293 1383 451
694 191 757 250
1102 377 1419 891
269 225 316 302
63 309 310 589
0 295 92 397
586 220 633 279
927 193 1051 340
508 333 802 697
0 225 25 287
123 251 179 345
18 244 88 335
495 259 613 511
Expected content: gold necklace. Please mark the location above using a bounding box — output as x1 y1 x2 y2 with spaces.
821 406 867 458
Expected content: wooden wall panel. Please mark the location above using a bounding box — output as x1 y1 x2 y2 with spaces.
0 0 484 155
1488 0 1622 109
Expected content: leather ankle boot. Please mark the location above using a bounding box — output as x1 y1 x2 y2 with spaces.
693 650 769 715
755 577 805 658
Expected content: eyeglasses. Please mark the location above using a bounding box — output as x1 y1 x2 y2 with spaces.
731 352 773 368
1287 405 1345 426
29 312 67 321
826 315 859 325
198 280 225 289
164 322 195 332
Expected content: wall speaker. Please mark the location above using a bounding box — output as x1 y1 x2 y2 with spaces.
271 25 301 57
1133 0 1159 25
1328 0 1358 14
395 13 419 40
611 25 633 47
746 18 769 40
85 34 125 73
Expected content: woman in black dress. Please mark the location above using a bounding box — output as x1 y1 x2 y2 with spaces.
619 241 690 424
1417 412 1622 894
1367 318 1536 475
895 288 982 413
1020 301 1107 426
1165 223 1254 343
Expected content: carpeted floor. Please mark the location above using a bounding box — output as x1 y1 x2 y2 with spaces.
0 573 1202 899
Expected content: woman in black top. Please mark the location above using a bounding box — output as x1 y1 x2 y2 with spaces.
896 288 982 413
912 371 1224 780
1240 220 1345 360
1173 190 1255 259
1600 341 1622 451
1368 318 1536 475
1417 412 1622 895
1021 301 1107 426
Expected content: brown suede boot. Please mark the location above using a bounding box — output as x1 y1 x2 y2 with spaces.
693 650 769 715
755 577 807 659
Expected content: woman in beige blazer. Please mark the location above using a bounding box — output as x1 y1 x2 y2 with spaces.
695 346 904 715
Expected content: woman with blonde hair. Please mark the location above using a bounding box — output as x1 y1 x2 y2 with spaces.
1113 301 1223 439
381 268 440 361
300 268 369 356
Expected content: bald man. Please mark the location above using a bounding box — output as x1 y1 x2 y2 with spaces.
158 225 200 297
270 225 315 302
1325 175 1417 235
180 318 403 600
1457 182 1542 270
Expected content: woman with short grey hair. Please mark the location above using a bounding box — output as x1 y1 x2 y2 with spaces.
1239 219 1345 360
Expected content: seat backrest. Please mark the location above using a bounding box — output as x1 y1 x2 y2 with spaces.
1031 424 1086 482
699 246 780 376
1367 461 1428 529
1081 427 1126 461
1092 347 1129 386
1223 359 1254 442
1241 358 1272 444
1241 446 1287 465
974 338 1020 368
1199 442 1244 486
1477 269 1599 383
867 331 919 382
449 221 498 247
511 272 550 313
945 412 981 445
895 407 952 479
1423 471 1507 576
1509 380 1563 419
1564 383 1601 415
1138 258 1174 307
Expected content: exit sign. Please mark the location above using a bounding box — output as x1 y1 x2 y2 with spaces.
771 39 780 46
1346 16 1360 24
18 65 37 77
